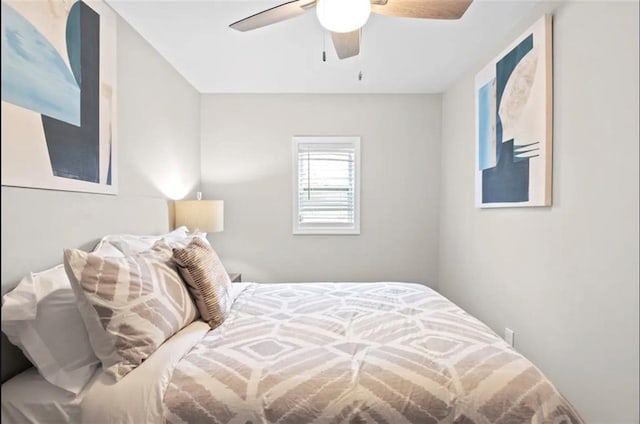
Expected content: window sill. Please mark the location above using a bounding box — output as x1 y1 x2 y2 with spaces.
293 227 360 235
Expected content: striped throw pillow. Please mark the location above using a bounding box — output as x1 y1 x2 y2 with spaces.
64 241 198 380
172 237 232 329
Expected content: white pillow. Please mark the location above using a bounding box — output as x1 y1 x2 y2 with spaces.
95 226 192 255
2 266 99 394
92 239 126 257
1 242 124 394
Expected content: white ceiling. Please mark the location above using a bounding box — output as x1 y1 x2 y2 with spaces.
106 0 541 93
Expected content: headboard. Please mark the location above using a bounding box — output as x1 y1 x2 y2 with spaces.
1 187 174 382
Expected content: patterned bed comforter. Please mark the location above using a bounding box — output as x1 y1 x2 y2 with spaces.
163 283 582 424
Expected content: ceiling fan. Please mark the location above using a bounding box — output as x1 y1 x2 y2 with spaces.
230 0 474 60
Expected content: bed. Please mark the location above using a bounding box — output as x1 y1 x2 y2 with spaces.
3 281 582 423
2 230 583 423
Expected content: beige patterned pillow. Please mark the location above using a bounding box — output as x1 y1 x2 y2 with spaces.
64 241 198 380
172 237 232 329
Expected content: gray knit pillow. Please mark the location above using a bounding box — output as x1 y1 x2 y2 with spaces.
172 237 232 329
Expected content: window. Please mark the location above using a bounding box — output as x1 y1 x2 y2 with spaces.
293 136 360 235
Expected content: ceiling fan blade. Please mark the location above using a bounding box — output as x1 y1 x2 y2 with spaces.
371 0 473 20
331 30 361 60
230 0 316 32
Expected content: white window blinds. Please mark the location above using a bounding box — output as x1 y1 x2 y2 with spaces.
293 137 360 234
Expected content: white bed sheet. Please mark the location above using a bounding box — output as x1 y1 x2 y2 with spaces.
1 367 86 424
81 320 209 423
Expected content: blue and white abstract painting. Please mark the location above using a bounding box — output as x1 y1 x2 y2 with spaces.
475 15 552 208
1 0 117 194
1 2 80 126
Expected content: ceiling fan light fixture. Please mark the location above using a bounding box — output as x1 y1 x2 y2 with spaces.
316 0 371 33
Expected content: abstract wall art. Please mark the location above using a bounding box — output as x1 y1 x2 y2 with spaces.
475 15 552 208
1 0 117 194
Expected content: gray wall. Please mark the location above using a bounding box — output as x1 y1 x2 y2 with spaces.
438 2 639 422
1 18 201 381
200 94 441 285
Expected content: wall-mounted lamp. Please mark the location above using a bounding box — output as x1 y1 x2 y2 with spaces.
174 192 224 233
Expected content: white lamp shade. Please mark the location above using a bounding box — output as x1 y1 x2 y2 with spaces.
175 200 224 233
316 0 371 33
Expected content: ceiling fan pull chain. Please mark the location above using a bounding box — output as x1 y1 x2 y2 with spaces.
322 29 327 62
358 27 363 81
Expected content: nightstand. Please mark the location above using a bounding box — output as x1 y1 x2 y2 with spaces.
229 273 242 283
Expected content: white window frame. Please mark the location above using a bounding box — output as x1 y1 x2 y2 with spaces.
292 136 361 235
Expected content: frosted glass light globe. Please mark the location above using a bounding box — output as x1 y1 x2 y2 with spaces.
316 0 371 33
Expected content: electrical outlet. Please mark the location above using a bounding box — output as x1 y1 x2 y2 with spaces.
505 328 515 347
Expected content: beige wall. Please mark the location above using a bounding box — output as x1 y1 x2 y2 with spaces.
200 94 441 285
1 18 201 381
438 1 639 422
